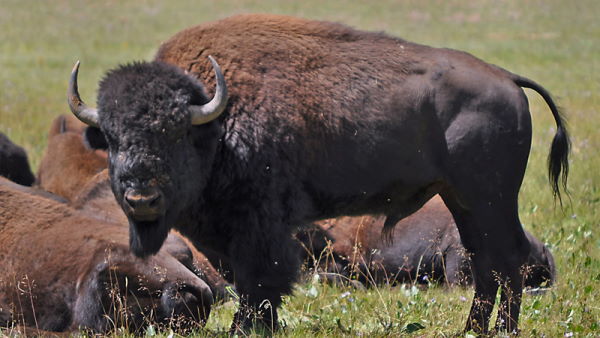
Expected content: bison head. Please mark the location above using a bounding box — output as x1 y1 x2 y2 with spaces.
68 57 227 257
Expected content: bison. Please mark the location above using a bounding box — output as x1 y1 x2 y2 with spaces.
298 195 556 288
68 14 569 334
36 114 109 201
0 132 35 187
35 114 233 300
0 177 213 333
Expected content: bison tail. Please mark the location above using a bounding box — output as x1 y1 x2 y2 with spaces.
513 75 571 206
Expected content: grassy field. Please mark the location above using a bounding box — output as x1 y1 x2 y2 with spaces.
1 0 598 336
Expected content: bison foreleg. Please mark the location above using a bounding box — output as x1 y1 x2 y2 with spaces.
228 226 301 334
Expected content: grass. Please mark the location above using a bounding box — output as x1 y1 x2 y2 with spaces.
1 0 598 336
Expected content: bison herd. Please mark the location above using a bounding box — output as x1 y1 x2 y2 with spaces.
1 14 567 335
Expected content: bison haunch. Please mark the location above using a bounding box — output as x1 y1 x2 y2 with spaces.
68 14 570 334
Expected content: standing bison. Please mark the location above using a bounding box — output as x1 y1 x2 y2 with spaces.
68 14 569 334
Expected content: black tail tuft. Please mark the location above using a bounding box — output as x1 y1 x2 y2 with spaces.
513 75 571 206
548 119 570 205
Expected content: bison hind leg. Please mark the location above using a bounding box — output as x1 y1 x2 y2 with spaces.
441 189 530 335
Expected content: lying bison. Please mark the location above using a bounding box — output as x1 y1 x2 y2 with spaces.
299 196 556 288
35 114 233 299
36 115 108 201
68 14 569 334
0 177 213 333
0 132 35 186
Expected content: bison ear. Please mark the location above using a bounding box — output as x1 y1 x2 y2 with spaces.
58 115 67 134
84 126 108 150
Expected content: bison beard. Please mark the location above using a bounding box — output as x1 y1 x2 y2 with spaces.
68 14 570 335
128 219 170 257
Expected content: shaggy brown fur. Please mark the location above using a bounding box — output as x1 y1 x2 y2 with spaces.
0 177 212 333
37 116 107 201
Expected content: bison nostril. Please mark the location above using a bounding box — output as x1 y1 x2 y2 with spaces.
123 188 164 219
125 190 158 206
147 193 161 207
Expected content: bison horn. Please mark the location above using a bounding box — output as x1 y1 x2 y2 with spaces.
67 61 100 128
189 55 228 125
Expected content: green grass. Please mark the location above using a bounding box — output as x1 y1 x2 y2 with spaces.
1 0 598 336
